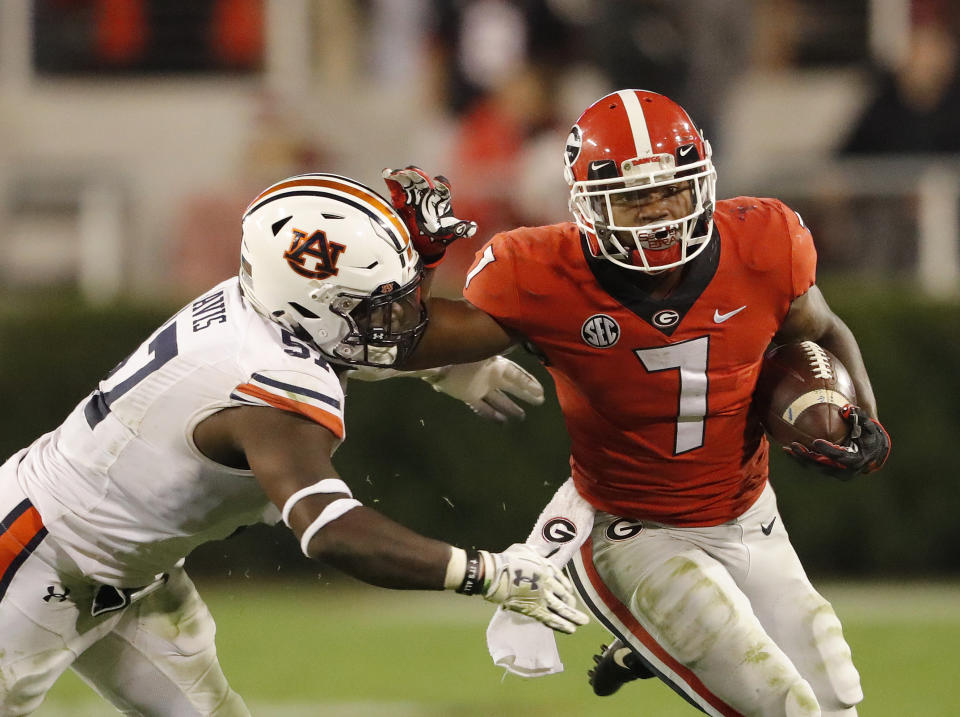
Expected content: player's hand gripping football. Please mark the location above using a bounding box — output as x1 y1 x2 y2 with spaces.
382 166 477 267
786 404 891 479
483 544 589 634
424 356 544 422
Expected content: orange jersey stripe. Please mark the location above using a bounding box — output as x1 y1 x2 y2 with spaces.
0 504 45 584
246 177 408 243
235 383 345 439
578 538 741 717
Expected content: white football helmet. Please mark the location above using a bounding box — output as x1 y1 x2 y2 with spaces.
239 173 426 367
564 89 717 273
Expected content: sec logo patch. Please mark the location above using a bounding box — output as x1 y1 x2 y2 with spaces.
582 314 620 348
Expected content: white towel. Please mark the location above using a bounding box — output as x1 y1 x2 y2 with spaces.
485 477 596 677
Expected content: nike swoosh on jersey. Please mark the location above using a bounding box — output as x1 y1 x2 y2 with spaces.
713 305 747 323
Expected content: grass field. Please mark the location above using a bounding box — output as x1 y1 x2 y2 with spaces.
33 579 960 716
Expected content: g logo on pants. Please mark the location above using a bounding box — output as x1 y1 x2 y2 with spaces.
605 518 644 541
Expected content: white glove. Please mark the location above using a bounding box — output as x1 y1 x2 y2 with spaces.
424 356 544 422
482 544 589 635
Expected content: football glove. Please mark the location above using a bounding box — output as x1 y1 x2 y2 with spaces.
786 405 891 479
382 166 477 267
423 356 544 422
482 544 589 635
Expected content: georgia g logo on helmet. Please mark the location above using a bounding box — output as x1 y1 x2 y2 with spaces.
565 125 582 167
283 228 346 280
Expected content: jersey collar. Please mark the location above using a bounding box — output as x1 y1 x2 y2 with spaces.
580 228 720 336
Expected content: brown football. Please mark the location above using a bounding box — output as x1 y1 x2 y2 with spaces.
754 341 857 450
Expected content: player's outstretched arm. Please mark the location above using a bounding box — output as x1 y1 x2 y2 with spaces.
381 165 523 371
400 297 518 370
345 355 544 422
195 405 587 633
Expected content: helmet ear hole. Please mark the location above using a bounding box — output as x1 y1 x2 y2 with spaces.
288 302 319 319
291 323 316 344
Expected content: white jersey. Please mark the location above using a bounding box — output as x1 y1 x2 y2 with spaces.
15 278 346 586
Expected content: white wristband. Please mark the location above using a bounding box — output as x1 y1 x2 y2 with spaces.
282 478 353 527
299 498 363 557
444 547 467 590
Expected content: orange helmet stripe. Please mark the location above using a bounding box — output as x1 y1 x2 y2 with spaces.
244 175 408 243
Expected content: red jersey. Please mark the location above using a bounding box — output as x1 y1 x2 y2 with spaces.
462 198 817 526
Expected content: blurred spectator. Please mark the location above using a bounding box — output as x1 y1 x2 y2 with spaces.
431 0 574 113
568 0 752 139
422 1 574 292
752 0 867 70
842 1 960 154
172 93 328 298
432 61 560 292
815 1 960 276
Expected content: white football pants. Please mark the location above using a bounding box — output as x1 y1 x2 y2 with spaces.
570 481 863 717
0 479 248 715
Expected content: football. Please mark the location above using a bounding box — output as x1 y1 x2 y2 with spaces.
754 341 857 450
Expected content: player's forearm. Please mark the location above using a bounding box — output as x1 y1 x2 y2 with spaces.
777 286 878 418
303 507 451 590
816 317 878 418
400 298 516 370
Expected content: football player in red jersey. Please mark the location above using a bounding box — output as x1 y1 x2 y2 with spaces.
386 90 890 716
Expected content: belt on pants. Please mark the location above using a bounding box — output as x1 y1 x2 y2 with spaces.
91 572 169 617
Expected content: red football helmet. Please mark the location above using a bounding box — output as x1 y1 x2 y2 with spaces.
564 89 717 272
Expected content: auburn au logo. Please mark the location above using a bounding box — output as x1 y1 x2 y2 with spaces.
283 229 346 279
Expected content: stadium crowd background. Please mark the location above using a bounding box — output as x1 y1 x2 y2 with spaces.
0 0 958 582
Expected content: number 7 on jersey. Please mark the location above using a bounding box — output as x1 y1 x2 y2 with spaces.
634 336 709 454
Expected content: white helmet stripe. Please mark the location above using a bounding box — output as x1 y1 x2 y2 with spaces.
618 90 653 158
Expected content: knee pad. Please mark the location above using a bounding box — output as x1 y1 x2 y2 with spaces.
785 678 821 717
631 554 738 665
804 599 862 709
0 649 75 716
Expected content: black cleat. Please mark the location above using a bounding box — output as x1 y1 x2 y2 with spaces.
588 639 655 696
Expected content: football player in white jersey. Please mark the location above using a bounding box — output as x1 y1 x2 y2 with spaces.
0 173 588 716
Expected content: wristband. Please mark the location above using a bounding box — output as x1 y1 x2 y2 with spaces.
444 547 467 590
455 548 485 595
